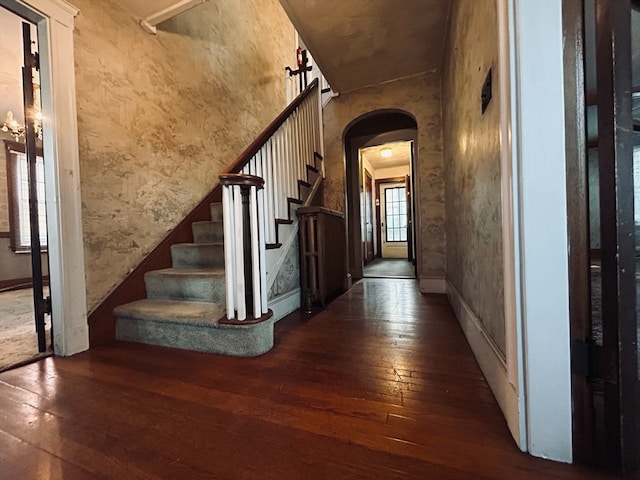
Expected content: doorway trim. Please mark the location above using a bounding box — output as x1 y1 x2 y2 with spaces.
508 0 572 462
4 0 88 356
343 112 418 280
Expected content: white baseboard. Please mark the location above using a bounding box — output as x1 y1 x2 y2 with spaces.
446 280 523 449
419 277 446 293
268 287 301 322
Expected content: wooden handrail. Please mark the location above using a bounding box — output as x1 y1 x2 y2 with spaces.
219 173 265 188
222 78 319 175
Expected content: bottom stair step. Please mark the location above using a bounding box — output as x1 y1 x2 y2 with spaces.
114 299 274 357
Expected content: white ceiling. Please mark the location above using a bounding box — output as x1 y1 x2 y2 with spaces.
279 0 451 93
361 141 412 170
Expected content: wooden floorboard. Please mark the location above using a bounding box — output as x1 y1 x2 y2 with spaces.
0 278 617 479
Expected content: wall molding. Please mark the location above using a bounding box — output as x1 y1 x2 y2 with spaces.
0 276 50 292
446 280 522 450
268 287 301 322
419 277 445 293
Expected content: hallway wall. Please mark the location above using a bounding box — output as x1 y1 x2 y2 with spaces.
442 0 505 355
322 73 446 282
72 0 295 310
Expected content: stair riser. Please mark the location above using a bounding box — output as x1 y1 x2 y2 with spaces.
145 272 225 303
307 167 320 184
210 203 223 222
116 316 273 357
192 221 224 243
171 244 224 269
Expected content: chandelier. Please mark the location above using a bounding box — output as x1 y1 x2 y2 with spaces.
1 110 43 141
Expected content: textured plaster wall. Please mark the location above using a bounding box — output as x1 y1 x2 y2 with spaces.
442 0 505 353
322 74 445 278
73 0 294 310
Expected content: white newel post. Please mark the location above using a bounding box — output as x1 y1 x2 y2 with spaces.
219 174 272 323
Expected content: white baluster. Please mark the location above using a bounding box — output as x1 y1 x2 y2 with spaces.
249 185 261 318
222 185 235 319
233 185 246 320
285 118 294 200
258 187 268 314
317 86 325 166
265 140 276 244
295 109 303 184
271 135 280 225
303 100 309 166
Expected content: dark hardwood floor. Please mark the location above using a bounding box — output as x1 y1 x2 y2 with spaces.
0 279 617 479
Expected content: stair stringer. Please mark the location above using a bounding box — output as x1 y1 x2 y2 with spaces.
265 157 324 322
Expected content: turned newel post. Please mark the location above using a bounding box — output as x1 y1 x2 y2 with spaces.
219 174 272 323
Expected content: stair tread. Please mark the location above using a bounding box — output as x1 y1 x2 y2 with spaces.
172 242 224 247
115 299 226 326
275 219 294 225
148 267 225 276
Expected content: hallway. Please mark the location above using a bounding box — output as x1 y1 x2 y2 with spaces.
0 279 613 479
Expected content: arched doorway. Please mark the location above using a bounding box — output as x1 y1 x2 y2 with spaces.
343 110 418 280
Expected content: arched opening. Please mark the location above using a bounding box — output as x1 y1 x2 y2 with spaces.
343 110 418 280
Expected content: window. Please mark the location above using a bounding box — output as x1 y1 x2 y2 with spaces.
385 186 407 242
5 141 47 252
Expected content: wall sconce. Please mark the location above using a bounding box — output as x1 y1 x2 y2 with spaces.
1 110 43 141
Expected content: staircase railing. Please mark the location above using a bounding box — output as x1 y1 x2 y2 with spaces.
220 78 323 322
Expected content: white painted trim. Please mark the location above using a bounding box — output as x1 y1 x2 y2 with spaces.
446 281 523 450
5 0 89 356
497 0 527 451
8 0 77 26
419 277 445 294
269 287 301 322
143 0 208 26
512 0 572 463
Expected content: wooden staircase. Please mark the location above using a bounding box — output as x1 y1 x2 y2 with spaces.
114 154 323 356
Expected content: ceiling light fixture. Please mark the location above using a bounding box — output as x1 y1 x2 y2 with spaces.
380 147 392 158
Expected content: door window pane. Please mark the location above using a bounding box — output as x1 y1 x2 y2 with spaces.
385 187 407 242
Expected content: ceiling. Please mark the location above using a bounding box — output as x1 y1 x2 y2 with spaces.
361 141 412 170
278 0 451 93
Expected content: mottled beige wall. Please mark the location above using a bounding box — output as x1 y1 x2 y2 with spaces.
442 0 505 353
322 73 445 278
73 0 294 310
